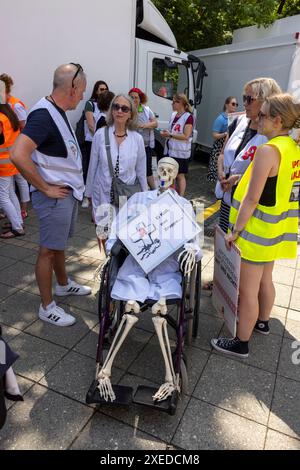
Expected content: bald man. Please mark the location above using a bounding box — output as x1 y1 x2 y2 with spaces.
11 63 91 327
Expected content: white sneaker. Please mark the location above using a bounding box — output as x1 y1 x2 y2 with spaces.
39 301 76 327
81 197 90 208
55 278 92 297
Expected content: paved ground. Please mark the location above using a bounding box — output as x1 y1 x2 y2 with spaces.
0 162 300 450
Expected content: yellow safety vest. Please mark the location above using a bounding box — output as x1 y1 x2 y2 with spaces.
229 136 300 262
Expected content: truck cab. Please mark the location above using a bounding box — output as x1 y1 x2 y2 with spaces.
134 0 206 156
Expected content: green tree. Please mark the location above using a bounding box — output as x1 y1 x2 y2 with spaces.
152 0 300 50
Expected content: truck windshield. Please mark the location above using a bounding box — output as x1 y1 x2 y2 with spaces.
152 58 189 100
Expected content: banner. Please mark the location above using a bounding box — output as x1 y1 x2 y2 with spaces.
212 225 241 337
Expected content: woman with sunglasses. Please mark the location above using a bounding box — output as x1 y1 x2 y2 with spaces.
207 96 238 183
129 87 158 190
85 94 147 258
81 80 109 208
160 93 194 196
211 93 300 358
216 78 281 234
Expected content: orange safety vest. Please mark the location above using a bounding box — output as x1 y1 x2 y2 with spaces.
7 95 26 111
0 112 20 177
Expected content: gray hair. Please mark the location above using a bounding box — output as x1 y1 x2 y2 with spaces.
106 94 138 130
53 64 86 91
244 77 282 101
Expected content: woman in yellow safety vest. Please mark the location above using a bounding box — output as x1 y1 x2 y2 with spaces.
211 93 300 358
0 102 24 238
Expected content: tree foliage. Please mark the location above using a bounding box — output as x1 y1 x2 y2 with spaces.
152 0 300 50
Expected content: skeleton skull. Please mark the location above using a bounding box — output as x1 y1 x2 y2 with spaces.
157 157 179 190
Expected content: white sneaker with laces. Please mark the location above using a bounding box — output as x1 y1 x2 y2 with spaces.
39 301 76 327
81 197 90 208
55 278 92 297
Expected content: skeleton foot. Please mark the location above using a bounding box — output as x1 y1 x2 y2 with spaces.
152 382 176 402
125 300 140 314
152 297 167 316
97 371 116 402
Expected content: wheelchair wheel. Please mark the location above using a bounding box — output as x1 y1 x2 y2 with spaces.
97 261 120 347
192 262 201 338
179 356 188 395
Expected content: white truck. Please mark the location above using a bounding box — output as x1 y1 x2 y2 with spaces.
1 0 206 156
190 14 300 154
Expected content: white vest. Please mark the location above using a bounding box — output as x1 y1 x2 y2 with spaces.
164 112 192 159
137 105 155 148
30 97 84 200
222 132 268 205
84 100 102 142
223 115 249 173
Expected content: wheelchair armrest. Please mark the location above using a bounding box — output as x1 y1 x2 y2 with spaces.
111 239 128 257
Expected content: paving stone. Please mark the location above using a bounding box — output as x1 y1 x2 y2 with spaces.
24 306 98 349
74 324 153 371
287 308 300 321
172 398 266 450
276 258 297 269
272 265 295 286
278 338 300 383
274 282 292 308
8 332 67 382
0 255 17 271
71 412 167 450
0 245 36 261
284 318 300 341
40 350 123 404
22 253 38 265
58 282 98 315
101 372 190 442
0 384 93 449
199 295 222 318
293 269 300 288
290 287 300 311
0 237 27 247
192 312 224 351
0 283 17 302
265 429 300 450
66 237 98 256
269 376 300 439
63 258 99 281
0 261 35 289
0 290 40 330
193 355 275 425
129 336 209 393
6 375 35 411
1 325 22 342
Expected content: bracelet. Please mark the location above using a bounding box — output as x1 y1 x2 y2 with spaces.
232 227 242 235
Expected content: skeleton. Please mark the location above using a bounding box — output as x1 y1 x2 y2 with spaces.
97 157 200 402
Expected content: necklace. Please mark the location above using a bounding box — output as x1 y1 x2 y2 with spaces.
114 131 127 138
49 94 57 107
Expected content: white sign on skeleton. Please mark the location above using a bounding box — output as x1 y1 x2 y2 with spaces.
118 189 201 274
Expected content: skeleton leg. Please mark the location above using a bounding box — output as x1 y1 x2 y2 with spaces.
152 316 179 402
97 313 138 401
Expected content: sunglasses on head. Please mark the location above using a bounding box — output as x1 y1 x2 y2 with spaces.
243 95 256 105
70 63 83 88
230 101 238 107
112 103 131 113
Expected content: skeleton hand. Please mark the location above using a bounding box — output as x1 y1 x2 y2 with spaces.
125 300 140 314
152 297 167 316
178 242 202 275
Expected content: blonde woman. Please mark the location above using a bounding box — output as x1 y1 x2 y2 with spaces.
212 93 300 358
160 93 194 196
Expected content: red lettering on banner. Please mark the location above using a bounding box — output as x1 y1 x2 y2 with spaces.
173 124 181 132
241 145 257 161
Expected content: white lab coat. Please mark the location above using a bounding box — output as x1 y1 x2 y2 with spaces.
106 189 201 302
85 125 147 224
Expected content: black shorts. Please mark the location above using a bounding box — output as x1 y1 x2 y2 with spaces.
158 155 190 174
145 146 153 177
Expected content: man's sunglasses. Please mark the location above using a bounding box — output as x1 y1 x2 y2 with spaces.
243 95 256 105
70 63 83 88
112 103 131 113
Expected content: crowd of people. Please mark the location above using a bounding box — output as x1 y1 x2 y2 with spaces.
1 65 300 364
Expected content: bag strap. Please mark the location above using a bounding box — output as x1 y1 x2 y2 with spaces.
105 127 115 178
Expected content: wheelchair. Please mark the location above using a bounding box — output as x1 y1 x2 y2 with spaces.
86 239 201 415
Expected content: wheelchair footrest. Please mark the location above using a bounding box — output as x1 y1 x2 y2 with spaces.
86 380 133 406
133 385 179 415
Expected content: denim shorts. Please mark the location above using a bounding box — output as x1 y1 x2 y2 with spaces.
31 190 78 250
